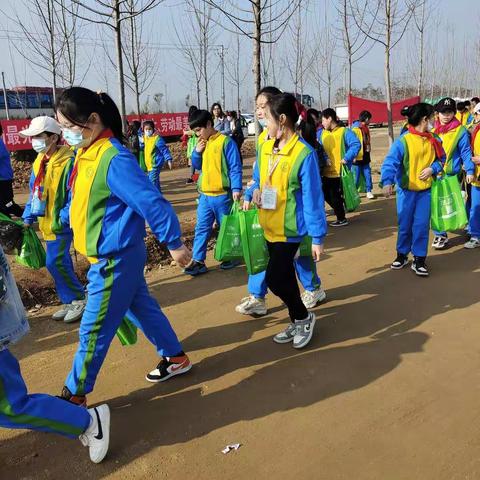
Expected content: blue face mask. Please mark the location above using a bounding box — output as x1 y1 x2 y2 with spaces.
31 138 47 153
62 128 88 148
258 119 266 128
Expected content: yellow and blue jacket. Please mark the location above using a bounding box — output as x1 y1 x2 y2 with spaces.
249 133 327 245
456 111 474 128
317 126 361 177
381 132 445 191
143 134 172 173
432 125 473 176
0 139 13 181
70 135 182 263
471 131 480 188
23 146 74 241
191 132 242 196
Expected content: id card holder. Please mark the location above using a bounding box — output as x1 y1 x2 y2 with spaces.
261 186 277 210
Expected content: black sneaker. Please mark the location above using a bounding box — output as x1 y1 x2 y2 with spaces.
330 219 349 227
411 257 429 277
184 260 208 276
186 178 194 184
391 254 409 270
145 354 192 383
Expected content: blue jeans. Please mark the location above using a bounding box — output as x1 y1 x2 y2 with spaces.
353 164 373 192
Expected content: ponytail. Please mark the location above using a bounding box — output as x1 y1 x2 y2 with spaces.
55 87 125 144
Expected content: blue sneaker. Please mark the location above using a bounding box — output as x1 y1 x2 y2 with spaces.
184 260 208 276
220 260 239 270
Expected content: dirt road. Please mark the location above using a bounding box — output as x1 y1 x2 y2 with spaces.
2 130 480 480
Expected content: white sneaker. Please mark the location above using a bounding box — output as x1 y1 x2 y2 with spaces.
301 288 327 309
64 299 86 324
79 404 110 464
235 295 267 316
464 237 480 249
52 305 70 321
293 312 316 349
366 191 375 199
432 235 448 250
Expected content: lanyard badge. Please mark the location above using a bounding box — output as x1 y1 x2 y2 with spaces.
261 152 280 210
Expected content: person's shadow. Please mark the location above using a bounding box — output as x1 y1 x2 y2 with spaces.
1 331 428 479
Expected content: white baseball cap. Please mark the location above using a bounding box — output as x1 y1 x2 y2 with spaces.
474 103 480 115
19 116 62 137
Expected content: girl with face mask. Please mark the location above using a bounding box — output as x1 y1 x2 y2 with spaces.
381 103 446 276
55 87 192 407
19 116 86 324
247 93 327 349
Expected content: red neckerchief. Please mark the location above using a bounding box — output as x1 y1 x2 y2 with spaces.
471 124 480 151
434 117 461 135
359 123 370 148
68 129 113 194
33 153 50 200
407 126 445 159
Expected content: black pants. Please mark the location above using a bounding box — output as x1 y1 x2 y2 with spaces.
265 241 309 322
322 176 345 221
0 180 23 218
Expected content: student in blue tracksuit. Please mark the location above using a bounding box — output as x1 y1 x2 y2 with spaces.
19 116 86 324
381 103 445 277
0 246 110 464
431 97 474 250
55 87 193 407
184 109 242 276
142 120 173 190
351 110 375 199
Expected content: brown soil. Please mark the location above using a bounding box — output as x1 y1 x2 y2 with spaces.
4 128 480 480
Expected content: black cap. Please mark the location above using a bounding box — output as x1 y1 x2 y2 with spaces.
436 97 456 113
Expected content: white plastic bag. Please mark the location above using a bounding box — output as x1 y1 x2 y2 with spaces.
0 246 29 350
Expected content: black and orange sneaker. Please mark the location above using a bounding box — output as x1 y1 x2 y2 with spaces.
145 354 192 383
58 386 88 407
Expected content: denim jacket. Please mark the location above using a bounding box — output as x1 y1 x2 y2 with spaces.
0 246 29 350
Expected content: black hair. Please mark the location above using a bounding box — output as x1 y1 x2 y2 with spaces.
143 120 155 129
321 108 339 123
404 103 434 127
400 105 410 117
230 110 238 119
210 102 224 118
0 123 3 136
189 109 213 129
55 87 125 144
471 97 480 104
132 120 141 129
256 86 282 101
307 108 320 123
464 100 471 108
269 93 316 148
457 101 465 111
188 105 198 119
359 110 372 122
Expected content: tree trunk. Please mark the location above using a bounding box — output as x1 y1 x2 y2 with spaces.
385 46 394 144
417 1 425 98
196 82 201 109
48 0 57 105
114 0 127 129
202 1 209 109
253 0 261 138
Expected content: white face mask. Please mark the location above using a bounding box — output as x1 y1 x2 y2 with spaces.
427 121 435 131
144 130 153 137
31 138 47 153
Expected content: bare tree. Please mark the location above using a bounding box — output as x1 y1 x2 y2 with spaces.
225 34 249 111
310 19 338 108
351 0 416 144
59 0 162 126
5 0 67 104
412 0 430 97
336 0 376 96
122 0 160 116
205 0 301 115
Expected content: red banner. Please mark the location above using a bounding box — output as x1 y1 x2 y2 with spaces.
1 119 33 152
348 94 421 125
1 112 189 152
126 112 189 137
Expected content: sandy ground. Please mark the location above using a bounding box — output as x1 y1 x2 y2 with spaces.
2 129 480 480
